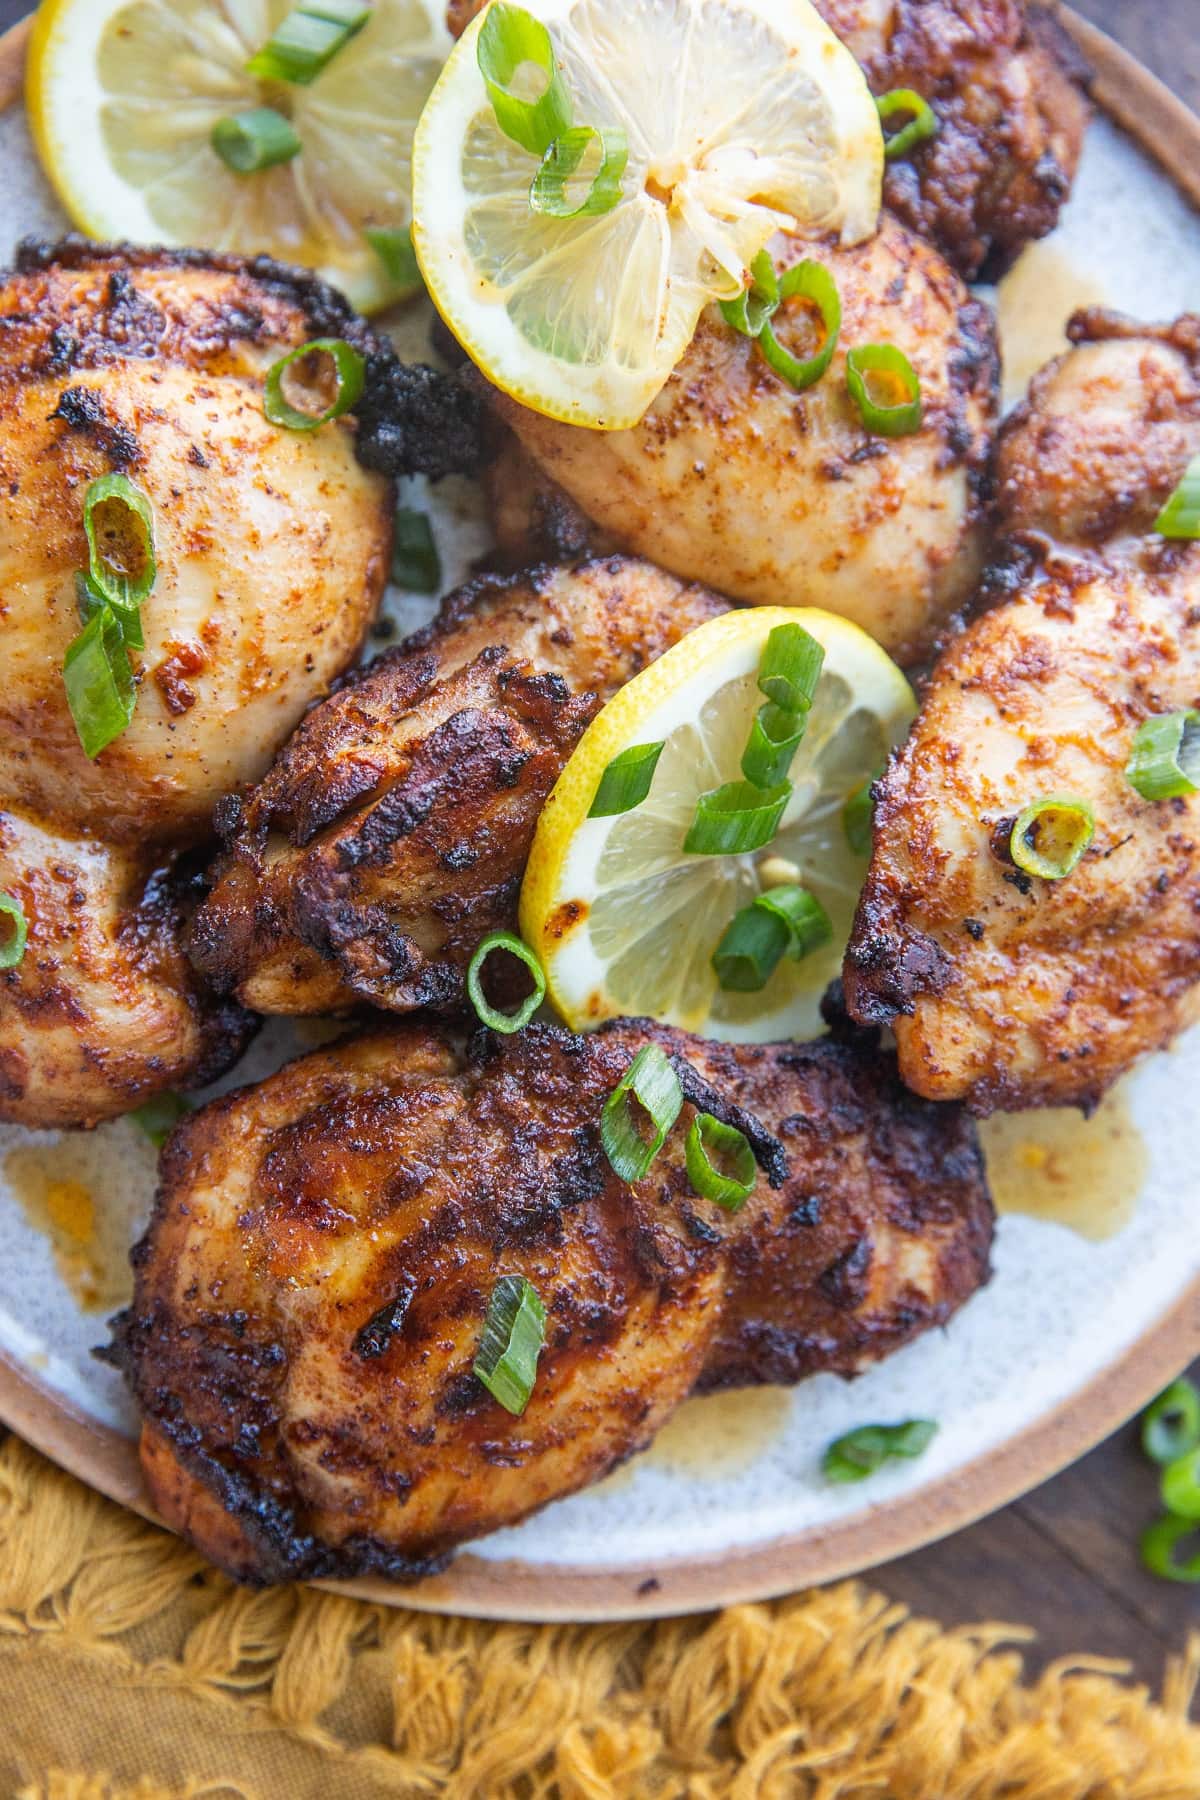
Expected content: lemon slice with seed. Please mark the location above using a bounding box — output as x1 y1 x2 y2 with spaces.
412 0 882 429
520 608 914 1042
26 0 450 313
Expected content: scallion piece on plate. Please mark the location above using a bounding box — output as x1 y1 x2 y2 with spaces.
757 622 825 716
588 741 664 817
473 1274 547 1415
1155 455 1200 539
741 703 806 790
530 125 628 217
875 88 938 159
466 930 546 1033
211 107 302 174
477 3 573 156
754 884 832 960
842 777 875 856
846 344 923 438
822 1419 938 1483
130 1091 192 1149
684 779 791 856
1140 1514 1200 1584
1125 710 1200 800
264 337 366 431
391 506 441 592
719 249 780 338
685 1113 756 1211
712 903 788 992
246 0 371 85
0 892 28 971
1142 1378 1200 1465
1162 1447 1200 1521
365 225 421 292
63 605 136 760
1009 794 1095 881
83 473 156 625
600 1043 682 1182
759 259 842 392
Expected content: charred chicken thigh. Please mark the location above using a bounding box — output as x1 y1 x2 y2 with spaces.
120 1017 993 1582
845 313 1200 1113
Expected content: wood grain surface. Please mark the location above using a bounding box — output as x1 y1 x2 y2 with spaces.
0 0 1196 1672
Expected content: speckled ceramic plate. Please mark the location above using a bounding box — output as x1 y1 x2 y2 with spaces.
0 6 1198 1622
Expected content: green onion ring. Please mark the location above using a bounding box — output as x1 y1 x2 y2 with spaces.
754 884 832 960
822 1419 938 1483
130 1091 192 1149
712 904 789 993
1143 1378 1200 1465
264 337 366 432
1162 1448 1200 1522
63 605 136 760
1140 1514 1200 1584
76 567 143 652
1009 794 1095 882
740 702 806 789
758 260 842 392
1155 455 1200 539
391 507 441 593
246 0 371 85
757 622 825 715
1125 710 1200 800
211 108 302 175
876 88 938 159
846 343 923 438
83 473 155 622
588 741 665 817
684 779 791 856
530 125 628 218
365 226 422 294
473 1274 547 1415
0 892 28 971
466 930 546 1033
842 778 875 856
719 249 780 338
685 1113 757 1212
600 1043 682 1183
477 3 573 156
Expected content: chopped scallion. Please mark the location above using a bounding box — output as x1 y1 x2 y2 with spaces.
477 3 572 156
759 259 842 392
530 124 627 217
843 778 875 856
264 337 365 431
1143 1378 1200 1465
131 1091 192 1149
754 884 832 960
685 1113 756 1211
473 1274 546 1415
822 1419 938 1483
719 249 780 339
846 343 923 438
876 88 938 159
63 605 136 760
246 0 371 85
1009 794 1095 882
757 622 825 715
600 1043 682 1183
0 892 27 971
684 779 791 856
588 741 664 817
1162 1448 1200 1522
741 702 806 789
211 107 302 174
1155 455 1200 539
365 225 421 294
391 507 441 592
466 930 546 1033
83 473 155 619
1125 710 1200 801
1140 1514 1200 1584
712 904 788 992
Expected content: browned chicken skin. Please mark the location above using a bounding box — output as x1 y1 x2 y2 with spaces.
119 1016 993 1583
844 312 1200 1114
188 557 728 1015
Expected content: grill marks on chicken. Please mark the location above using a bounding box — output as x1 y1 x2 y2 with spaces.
119 1019 992 1583
844 312 1200 1114
188 559 727 1016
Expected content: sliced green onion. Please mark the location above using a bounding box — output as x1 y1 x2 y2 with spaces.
76 567 143 651
1140 1514 1200 1584
1154 455 1200 539
712 904 788 992
1143 1378 1200 1465
477 3 572 156
846 344 923 438
246 0 370 85
685 1113 756 1212
211 108 302 175
822 1419 938 1484
530 125 627 217
365 225 421 294
684 780 791 856
757 622 825 715
600 1043 682 1183
741 703 806 789
63 606 136 760
719 249 780 338
843 778 875 856
473 1274 546 1415
758 260 842 392
0 892 27 971
1162 1448 1200 1522
1125 711 1200 801
466 930 546 1033
130 1091 192 1149
588 741 664 817
1010 794 1095 882
264 337 365 431
83 473 155 622
391 507 441 592
754 884 832 960
876 88 938 159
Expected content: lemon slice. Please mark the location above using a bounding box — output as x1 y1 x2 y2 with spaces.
520 608 914 1042
412 0 882 428
26 0 451 313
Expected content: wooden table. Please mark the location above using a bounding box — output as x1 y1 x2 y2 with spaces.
0 0 1195 1678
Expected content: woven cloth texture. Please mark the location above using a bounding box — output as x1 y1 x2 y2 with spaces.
3 1434 1200 1799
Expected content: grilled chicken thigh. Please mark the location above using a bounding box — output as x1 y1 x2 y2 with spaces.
189 557 727 1015
482 216 998 663
845 313 1200 1113
120 1017 993 1582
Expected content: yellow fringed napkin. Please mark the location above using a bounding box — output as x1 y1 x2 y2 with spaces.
2 1434 1199 1799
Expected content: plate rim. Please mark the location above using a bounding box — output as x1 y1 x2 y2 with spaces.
0 1 1198 1621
